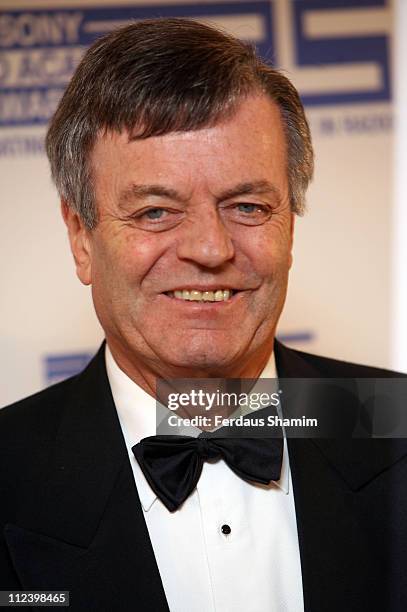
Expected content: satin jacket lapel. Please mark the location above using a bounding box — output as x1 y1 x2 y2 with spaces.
275 340 407 612
4 345 169 611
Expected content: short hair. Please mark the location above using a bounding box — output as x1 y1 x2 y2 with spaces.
46 18 313 229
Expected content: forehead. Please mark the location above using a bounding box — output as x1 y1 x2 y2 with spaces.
90 95 288 196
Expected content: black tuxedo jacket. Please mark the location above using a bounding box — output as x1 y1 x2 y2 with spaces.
1 341 407 611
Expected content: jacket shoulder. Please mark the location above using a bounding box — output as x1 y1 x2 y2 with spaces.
0 376 83 532
0 375 79 447
276 339 405 378
290 347 404 377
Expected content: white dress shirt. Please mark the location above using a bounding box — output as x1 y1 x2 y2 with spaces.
105 346 304 612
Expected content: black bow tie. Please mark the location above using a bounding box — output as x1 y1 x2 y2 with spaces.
132 434 283 512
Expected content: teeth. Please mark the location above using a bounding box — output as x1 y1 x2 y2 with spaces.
170 289 233 302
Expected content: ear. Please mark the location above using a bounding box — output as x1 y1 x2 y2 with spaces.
61 200 92 285
289 213 295 269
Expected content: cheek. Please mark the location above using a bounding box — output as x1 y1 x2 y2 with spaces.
88 235 133 313
235 222 292 280
96 231 166 285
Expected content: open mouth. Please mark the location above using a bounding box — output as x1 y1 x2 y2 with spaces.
164 289 237 303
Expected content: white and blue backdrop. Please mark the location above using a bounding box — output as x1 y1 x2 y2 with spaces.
1 0 403 406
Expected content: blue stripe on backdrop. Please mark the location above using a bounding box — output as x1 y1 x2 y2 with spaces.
277 331 315 344
44 353 94 384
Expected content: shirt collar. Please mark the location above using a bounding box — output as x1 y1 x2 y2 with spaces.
105 345 289 512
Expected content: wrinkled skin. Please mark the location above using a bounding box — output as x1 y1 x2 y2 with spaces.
63 95 294 394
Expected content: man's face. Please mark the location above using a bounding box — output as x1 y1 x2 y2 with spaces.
69 95 294 378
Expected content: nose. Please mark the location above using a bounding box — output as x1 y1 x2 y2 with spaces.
176 206 235 268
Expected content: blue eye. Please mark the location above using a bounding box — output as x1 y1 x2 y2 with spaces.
237 204 257 214
146 208 165 219
220 202 272 226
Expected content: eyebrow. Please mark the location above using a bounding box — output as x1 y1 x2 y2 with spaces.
217 181 282 204
118 180 282 208
118 184 185 208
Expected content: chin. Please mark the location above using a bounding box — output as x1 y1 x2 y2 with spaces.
161 347 240 376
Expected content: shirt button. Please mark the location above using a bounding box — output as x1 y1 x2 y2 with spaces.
221 524 231 535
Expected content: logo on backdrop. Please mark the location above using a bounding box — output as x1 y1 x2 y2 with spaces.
0 0 391 130
292 0 390 106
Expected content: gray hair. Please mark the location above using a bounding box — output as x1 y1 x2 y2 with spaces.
46 18 313 229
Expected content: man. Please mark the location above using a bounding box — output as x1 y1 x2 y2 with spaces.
1 18 406 612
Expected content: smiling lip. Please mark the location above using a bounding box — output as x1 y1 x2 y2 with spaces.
163 286 241 303
161 290 248 311
164 284 240 292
